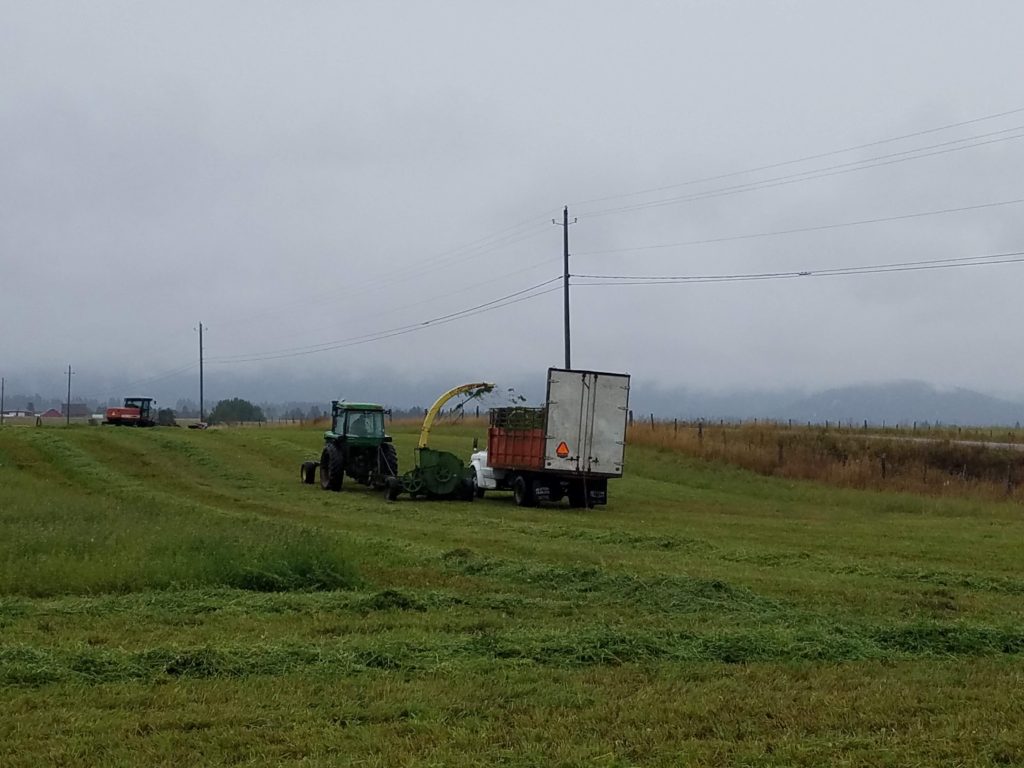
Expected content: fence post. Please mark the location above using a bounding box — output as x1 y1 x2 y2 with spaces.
698 421 704 447
880 453 887 480
673 418 678 435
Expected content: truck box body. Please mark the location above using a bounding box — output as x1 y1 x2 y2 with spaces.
488 427 545 469
486 368 630 478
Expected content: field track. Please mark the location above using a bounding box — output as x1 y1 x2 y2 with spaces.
1 423 1022 766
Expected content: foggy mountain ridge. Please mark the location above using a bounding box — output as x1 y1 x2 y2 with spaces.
639 380 1024 426
4 374 1024 427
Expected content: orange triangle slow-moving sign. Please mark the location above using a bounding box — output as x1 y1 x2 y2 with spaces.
555 441 570 458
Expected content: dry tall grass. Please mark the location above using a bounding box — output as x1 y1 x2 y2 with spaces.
627 420 1024 502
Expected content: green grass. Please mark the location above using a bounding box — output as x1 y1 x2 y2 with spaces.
1 422 1023 766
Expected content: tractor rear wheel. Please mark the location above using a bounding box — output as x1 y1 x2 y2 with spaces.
378 442 399 477
320 445 344 491
512 475 536 508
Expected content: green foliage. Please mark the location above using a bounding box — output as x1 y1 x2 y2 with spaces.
206 397 265 425
156 407 177 426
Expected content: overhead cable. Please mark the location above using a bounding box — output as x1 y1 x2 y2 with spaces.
574 198 1024 256
573 105 1024 207
581 127 1024 218
574 250 1024 285
209 277 563 364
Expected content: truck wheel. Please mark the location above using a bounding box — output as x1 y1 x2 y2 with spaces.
512 475 536 508
301 461 318 484
320 446 344 492
568 482 587 508
472 473 485 499
378 442 399 477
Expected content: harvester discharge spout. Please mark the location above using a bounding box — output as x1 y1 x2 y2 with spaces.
387 382 494 501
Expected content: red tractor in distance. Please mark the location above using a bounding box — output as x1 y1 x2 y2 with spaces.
104 397 157 427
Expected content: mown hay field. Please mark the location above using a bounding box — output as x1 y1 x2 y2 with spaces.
1 423 1022 766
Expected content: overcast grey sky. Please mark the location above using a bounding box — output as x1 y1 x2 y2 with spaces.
3 1 1024 403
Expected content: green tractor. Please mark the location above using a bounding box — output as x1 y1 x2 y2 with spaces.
301 402 399 491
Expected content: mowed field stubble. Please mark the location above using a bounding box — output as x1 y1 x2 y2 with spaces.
1 422 1022 767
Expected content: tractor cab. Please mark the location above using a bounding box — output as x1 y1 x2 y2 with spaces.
123 398 154 421
307 401 398 491
327 402 389 443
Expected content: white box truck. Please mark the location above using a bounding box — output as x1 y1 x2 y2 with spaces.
471 368 630 507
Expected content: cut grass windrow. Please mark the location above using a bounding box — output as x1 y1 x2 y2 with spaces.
3 620 1023 687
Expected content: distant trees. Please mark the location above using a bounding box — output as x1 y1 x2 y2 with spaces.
206 398 265 425
175 399 200 418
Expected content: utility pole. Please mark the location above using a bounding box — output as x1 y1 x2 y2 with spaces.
65 364 74 427
553 205 576 369
198 322 205 422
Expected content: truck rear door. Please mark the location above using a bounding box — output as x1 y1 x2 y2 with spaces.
543 368 630 476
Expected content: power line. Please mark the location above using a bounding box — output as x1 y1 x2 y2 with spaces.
198 323 204 423
209 277 563 364
553 206 576 369
581 127 1024 218
75 361 199 402
573 105 1024 207
211 285 562 365
574 198 1024 256
211 216 553 332
215 253 562 356
65 364 73 426
573 250 1024 285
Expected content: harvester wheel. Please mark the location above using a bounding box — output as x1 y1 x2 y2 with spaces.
378 442 399 477
404 471 424 495
320 445 344 492
512 475 536 508
301 461 318 484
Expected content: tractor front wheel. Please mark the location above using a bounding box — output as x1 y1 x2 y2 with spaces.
320 445 344 492
301 461 318 485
